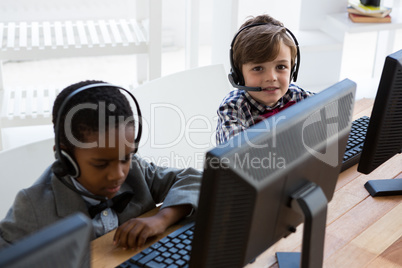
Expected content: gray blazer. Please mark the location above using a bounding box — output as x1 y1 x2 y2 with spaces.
0 155 202 249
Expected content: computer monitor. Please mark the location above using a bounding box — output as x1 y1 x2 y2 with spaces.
190 79 356 267
0 213 92 268
358 49 402 196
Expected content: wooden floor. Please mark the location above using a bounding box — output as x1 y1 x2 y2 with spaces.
91 98 402 268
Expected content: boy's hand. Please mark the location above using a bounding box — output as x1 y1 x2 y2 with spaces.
113 216 166 250
113 205 192 250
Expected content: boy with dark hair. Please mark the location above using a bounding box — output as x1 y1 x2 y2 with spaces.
0 80 201 250
216 14 314 145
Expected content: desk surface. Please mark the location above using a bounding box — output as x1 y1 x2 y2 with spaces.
91 98 402 268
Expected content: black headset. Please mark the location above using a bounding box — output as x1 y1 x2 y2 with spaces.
228 23 301 91
51 83 142 201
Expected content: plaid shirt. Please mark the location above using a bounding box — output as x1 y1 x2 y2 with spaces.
216 84 315 145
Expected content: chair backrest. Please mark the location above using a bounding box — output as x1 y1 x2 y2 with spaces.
0 137 55 219
132 64 231 170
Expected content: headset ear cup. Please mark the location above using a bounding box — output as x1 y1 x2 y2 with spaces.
61 150 80 178
52 150 80 178
229 47 245 87
290 66 295 83
51 159 68 178
238 69 245 86
229 70 238 85
230 67 244 86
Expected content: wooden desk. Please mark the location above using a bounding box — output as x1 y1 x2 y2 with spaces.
91 98 402 268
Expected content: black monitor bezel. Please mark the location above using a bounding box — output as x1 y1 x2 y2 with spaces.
0 213 92 268
358 49 402 175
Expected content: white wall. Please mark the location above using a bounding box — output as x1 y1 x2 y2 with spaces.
162 0 302 49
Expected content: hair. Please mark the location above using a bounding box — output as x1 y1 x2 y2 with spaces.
52 80 134 153
232 14 297 73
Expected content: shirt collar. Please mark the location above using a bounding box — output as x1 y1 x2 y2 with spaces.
71 178 103 206
243 90 288 112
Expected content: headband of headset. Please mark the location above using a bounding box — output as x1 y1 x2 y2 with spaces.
52 83 142 179
229 22 300 90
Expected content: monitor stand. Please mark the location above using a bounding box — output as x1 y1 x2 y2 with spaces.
276 182 328 268
364 179 402 196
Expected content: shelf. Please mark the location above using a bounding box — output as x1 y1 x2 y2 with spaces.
321 8 402 43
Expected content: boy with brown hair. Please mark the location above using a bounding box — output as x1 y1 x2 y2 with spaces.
216 14 314 145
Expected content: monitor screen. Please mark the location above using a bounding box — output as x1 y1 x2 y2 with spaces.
190 79 356 267
0 213 92 268
358 49 402 196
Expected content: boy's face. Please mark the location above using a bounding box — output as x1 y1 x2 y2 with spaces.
73 125 136 199
242 42 292 107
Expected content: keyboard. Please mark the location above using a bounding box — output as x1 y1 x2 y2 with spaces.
116 222 195 268
341 116 370 172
